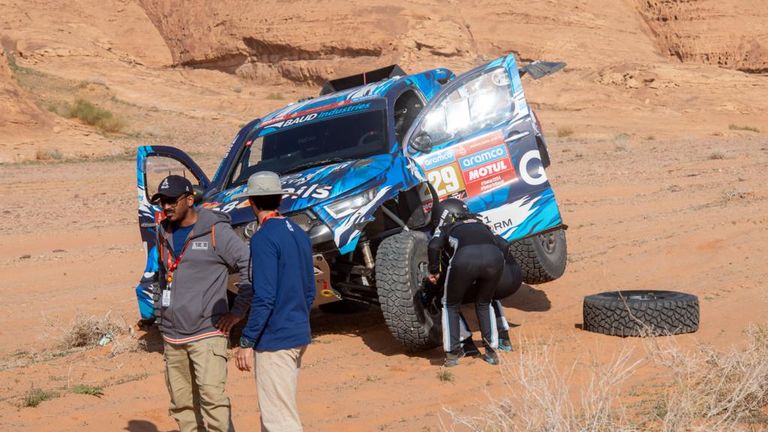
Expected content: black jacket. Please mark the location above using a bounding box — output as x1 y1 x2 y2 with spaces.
428 217 510 274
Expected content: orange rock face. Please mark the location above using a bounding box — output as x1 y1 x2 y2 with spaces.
637 0 768 73
0 48 51 131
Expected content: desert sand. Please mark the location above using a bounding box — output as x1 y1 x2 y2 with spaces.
1 1 767 431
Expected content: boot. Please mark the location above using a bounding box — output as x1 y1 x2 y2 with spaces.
498 329 513 352
444 348 464 367
461 337 481 357
482 347 499 365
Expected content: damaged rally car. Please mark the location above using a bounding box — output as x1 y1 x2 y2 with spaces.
135 54 568 351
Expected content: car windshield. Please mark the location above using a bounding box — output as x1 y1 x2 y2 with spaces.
230 103 389 187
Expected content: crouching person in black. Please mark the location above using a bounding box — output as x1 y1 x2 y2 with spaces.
427 198 508 367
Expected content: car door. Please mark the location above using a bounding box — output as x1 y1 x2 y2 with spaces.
135 146 210 281
405 54 564 242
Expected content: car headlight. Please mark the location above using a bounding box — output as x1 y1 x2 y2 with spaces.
324 189 377 219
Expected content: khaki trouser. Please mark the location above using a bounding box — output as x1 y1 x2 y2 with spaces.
255 346 307 432
164 336 234 432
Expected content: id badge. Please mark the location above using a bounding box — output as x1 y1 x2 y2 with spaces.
161 289 171 307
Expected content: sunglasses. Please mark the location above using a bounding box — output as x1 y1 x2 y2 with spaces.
158 194 190 207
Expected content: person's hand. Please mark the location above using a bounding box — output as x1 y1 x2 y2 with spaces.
215 313 242 335
235 347 253 372
428 273 440 284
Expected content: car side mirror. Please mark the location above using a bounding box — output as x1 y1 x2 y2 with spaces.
192 184 205 204
411 132 433 153
519 61 566 80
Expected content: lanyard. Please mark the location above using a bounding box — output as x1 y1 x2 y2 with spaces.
163 230 193 286
260 211 282 224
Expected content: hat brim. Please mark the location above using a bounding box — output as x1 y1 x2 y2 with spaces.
150 191 187 204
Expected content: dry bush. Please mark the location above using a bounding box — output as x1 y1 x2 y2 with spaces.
60 311 128 349
728 124 760 133
446 327 768 432
22 386 58 408
557 127 574 138
646 325 768 431
109 334 147 357
445 341 641 432
35 148 63 161
709 150 727 160
66 99 125 133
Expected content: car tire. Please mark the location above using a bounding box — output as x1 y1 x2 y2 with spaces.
376 230 441 352
583 290 699 337
509 228 567 284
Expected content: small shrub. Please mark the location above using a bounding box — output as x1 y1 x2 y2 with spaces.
4 48 19 73
436 369 454 382
447 343 639 431
647 325 768 429
61 312 127 349
709 150 727 160
557 127 574 138
729 124 760 133
72 384 104 398
35 148 63 161
23 387 57 408
266 92 284 100
66 99 125 133
109 335 147 357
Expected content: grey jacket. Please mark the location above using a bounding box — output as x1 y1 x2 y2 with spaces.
155 209 251 343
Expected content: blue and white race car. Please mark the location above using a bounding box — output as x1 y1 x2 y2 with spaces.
135 54 567 350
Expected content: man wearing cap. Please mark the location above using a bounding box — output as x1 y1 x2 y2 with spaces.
232 171 315 432
151 174 251 432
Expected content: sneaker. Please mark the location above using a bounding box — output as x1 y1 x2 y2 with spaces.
482 347 499 365
498 338 513 352
461 338 481 357
444 349 464 367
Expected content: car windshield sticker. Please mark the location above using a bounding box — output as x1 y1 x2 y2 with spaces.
259 101 375 133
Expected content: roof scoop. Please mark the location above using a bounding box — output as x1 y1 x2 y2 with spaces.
320 65 407 95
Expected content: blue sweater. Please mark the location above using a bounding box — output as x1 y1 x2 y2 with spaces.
242 217 315 351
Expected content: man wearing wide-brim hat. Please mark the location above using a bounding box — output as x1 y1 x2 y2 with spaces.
233 171 315 432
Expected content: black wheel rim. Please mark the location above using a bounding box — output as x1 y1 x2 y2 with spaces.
596 290 684 301
538 232 557 255
414 260 441 337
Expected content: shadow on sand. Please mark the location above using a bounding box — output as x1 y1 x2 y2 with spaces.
125 420 175 432
307 283 552 364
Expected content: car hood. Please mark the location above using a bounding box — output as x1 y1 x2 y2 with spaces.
205 154 394 226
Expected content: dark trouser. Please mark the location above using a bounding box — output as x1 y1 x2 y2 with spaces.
458 257 523 340
459 300 510 340
443 245 504 353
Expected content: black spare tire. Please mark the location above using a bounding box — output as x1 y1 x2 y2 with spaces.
583 290 699 337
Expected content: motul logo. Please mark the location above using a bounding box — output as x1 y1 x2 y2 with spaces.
467 160 508 181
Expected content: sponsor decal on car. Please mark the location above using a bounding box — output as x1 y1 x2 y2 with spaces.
260 102 372 129
417 130 516 199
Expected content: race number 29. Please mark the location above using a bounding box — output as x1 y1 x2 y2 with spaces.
427 164 465 197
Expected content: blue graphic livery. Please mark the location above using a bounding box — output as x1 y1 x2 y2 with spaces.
133 54 568 350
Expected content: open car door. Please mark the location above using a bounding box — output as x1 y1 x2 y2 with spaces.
134 146 209 320
405 54 564 243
